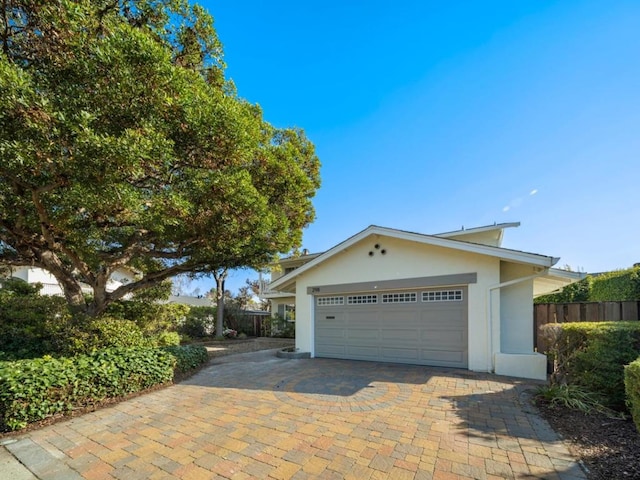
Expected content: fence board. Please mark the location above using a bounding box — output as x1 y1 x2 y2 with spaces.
585 303 600 321
603 302 621 321
622 302 639 321
567 303 581 322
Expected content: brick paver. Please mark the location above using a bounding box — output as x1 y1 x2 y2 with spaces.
5 350 586 479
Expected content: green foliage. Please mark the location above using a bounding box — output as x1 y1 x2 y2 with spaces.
163 345 208 373
267 315 295 338
0 282 72 360
0 348 175 431
0 281 190 359
625 358 640 432
0 0 320 317
62 317 152 356
535 266 640 304
178 306 216 338
105 300 189 337
541 322 640 410
156 331 181 347
590 267 640 302
536 384 620 417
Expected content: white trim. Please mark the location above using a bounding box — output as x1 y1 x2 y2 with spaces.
436 222 521 238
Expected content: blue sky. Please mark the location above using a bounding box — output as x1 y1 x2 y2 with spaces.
188 0 639 295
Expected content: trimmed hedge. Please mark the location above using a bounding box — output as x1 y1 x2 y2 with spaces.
590 267 640 302
625 358 640 432
541 321 640 410
0 345 208 432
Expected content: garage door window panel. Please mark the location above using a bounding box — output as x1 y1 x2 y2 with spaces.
381 292 417 303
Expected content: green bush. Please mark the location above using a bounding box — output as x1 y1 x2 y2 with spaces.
541 321 640 410
625 359 640 432
62 317 152 356
0 348 175 431
0 281 72 360
590 267 640 301
163 345 209 373
105 300 189 337
156 331 181 347
178 306 216 338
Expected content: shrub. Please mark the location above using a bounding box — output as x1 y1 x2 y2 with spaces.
267 315 295 338
590 267 640 302
178 306 216 338
541 321 640 410
0 282 72 360
0 348 175 431
156 331 181 347
62 317 152 356
163 345 208 373
625 358 640 432
105 300 189 337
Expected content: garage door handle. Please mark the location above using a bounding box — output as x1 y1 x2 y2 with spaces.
326 316 335 319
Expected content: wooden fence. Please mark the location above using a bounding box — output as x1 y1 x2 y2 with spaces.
534 301 640 353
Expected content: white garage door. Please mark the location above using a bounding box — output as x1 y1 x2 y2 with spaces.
314 287 468 368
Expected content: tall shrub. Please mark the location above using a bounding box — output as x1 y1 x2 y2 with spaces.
541 322 640 410
590 267 640 302
625 358 640 432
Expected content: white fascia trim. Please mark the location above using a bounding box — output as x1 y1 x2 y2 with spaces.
545 268 587 281
436 222 521 238
269 225 557 291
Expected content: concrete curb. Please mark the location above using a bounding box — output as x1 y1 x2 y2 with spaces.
0 441 38 480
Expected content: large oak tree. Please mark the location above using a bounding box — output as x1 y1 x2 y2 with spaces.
0 0 320 316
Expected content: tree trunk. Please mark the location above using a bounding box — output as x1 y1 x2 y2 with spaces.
214 269 227 337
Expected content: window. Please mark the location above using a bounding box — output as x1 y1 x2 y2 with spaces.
347 294 377 304
422 290 463 302
381 292 417 303
317 296 344 306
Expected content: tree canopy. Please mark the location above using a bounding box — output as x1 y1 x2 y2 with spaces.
0 0 320 316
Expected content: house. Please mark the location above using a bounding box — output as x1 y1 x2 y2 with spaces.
4 266 137 296
262 222 583 380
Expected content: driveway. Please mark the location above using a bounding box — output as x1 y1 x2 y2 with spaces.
2 350 585 479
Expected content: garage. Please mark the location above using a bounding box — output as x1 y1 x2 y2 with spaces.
314 286 468 368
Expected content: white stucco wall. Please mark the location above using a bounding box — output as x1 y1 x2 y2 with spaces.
293 235 501 373
499 262 536 354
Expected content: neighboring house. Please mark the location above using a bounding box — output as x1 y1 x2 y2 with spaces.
262 222 583 380
5 266 136 296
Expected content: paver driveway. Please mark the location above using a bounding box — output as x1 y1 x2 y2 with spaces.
3 350 585 480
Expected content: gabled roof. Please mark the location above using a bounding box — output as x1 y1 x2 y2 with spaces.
269 225 559 291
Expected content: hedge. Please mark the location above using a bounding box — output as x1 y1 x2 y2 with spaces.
163 345 209 373
0 345 208 432
541 321 640 410
625 358 640 432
